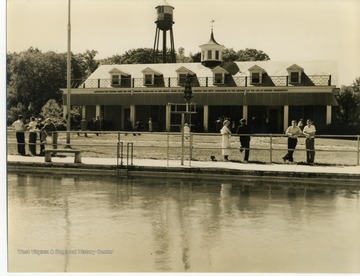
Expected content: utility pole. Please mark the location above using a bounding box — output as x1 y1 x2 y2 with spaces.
66 0 71 147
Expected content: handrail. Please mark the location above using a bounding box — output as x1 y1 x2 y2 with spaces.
7 130 360 166
72 74 332 89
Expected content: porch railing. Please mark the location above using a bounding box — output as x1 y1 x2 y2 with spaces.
72 75 332 89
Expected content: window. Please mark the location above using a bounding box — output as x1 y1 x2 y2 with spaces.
248 65 265 85
207 50 212 59
251 72 260 84
214 73 223 84
215 50 219 60
178 73 187 85
144 74 153 85
286 64 303 84
290 72 300 83
111 75 120 86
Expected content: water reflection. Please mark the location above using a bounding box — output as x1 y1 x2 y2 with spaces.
7 173 360 273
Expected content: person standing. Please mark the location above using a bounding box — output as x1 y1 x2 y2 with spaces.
297 119 304 130
283 120 302 162
36 118 46 156
94 116 100 136
42 118 58 151
220 120 231 161
12 115 26 156
303 119 316 165
148 117 153 132
78 118 88 137
236 118 251 163
27 117 38 156
183 123 190 140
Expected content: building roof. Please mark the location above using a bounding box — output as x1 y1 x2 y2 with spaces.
83 60 338 87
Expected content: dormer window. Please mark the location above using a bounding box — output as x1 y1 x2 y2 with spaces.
178 73 187 85
287 64 303 84
290 72 300 83
176 66 196 86
212 66 229 85
251 72 261 84
142 67 162 86
248 65 266 85
214 73 224 84
109 68 131 87
112 75 120 86
144 74 153 85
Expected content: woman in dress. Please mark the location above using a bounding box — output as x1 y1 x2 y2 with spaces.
220 120 232 161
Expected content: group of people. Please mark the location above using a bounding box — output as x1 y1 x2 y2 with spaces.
220 118 251 162
11 115 58 156
220 118 316 165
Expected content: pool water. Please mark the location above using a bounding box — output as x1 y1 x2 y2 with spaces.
7 173 360 272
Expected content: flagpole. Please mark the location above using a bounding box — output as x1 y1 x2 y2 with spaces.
66 0 71 146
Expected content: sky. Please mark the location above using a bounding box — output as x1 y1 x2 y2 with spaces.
4 0 360 86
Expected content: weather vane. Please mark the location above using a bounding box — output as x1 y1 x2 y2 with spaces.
211 19 215 31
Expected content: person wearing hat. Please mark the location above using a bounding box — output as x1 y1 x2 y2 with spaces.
236 118 251 163
220 119 231 161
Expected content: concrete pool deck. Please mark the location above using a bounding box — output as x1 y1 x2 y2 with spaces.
7 154 360 184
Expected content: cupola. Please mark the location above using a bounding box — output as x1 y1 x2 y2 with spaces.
199 29 225 69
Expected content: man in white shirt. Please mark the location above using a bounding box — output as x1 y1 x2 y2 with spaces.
303 119 316 164
11 115 26 156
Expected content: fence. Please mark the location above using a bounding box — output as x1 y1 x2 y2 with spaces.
6 130 360 166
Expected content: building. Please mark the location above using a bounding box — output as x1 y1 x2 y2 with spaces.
61 31 338 133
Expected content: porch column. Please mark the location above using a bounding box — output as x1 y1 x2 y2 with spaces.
81 106 86 118
283 105 289 132
62 105 67 119
95 105 101 118
242 105 248 121
203 105 209 132
166 104 171 131
121 107 125 130
326 105 332 125
130 105 136 129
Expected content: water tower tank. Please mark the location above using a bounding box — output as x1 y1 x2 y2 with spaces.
155 2 174 31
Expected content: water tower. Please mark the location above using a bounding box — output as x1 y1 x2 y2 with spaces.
153 1 176 63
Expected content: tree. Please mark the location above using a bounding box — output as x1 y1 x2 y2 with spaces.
335 85 360 133
352 77 360 94
237 48 270 61
7 48 66 118
40 99 63 125
100 54 122 65
190 52 201 62
177 47 192 63
6 48 99 121
120 48 156 64
223 48 239 62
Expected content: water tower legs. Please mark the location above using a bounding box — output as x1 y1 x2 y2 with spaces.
153 27 176 63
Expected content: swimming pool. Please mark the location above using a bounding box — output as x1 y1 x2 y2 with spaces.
7 173 360 272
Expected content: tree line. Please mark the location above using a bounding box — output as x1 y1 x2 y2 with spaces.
6 47 360 134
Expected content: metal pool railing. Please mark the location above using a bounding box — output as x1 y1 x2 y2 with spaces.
6 129 360 166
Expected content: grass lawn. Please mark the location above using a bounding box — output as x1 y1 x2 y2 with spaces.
7 129 360 166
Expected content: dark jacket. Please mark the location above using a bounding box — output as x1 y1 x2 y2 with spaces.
236 124 251 143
